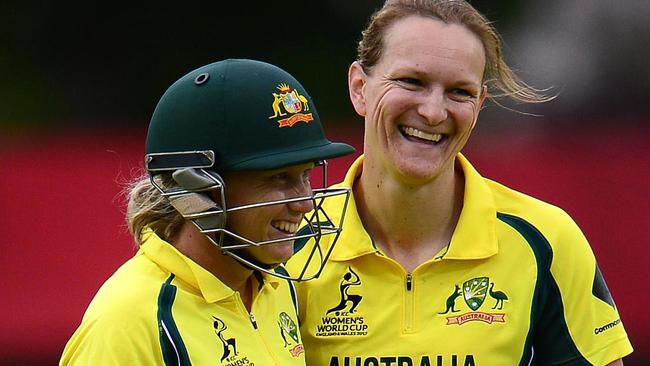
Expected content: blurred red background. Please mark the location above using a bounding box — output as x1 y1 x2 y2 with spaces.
1 122 648 365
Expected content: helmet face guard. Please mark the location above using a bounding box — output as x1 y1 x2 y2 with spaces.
147 150 350 281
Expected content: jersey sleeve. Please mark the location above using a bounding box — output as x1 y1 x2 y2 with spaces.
60 306 162 365
534 211 633 365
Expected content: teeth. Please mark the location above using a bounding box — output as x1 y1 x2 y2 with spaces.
273 221 299 234
402 127 442 142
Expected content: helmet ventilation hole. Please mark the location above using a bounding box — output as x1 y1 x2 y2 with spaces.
194 73 210 85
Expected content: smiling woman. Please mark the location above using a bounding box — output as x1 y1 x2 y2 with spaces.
59 59 354 366
349 17 487 184
286 1 634 366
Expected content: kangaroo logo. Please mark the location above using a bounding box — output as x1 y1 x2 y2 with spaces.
438 284 462 314
327 267 363 315
213 317 237 362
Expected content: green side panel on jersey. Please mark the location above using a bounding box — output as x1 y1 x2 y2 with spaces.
274 266 299 320
497 213 590 366
592 265 615 307
157 274 192 366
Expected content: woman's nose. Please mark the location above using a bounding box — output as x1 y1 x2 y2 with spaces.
287 184 315 213
418 88 448 125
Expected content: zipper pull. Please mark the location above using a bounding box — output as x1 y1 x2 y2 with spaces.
249 312 258 329
406 273 412 291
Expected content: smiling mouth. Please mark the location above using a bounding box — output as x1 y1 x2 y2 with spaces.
272 221 299 235
400 126 444 144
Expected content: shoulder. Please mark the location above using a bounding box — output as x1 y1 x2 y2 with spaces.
485 179 603 294
488 178 568 219
487 178 583 241
482 183 633 363
460 155 583 252
83 253 171 330
484 178 600 273
61 254 171 363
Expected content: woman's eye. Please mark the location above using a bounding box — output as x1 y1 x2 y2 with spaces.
451 88 476 99
396 78 422 86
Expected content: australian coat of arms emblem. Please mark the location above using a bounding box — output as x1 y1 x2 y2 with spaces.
439 276 508 326
278 312 304 357
269 83 314 127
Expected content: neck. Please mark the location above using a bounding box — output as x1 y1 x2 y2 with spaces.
354 158 464 272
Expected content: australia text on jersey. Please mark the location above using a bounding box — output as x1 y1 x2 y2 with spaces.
329 354 477 366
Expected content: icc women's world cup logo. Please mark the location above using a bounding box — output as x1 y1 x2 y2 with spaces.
315 267 369 337
327 267 362 316
212 317 239 363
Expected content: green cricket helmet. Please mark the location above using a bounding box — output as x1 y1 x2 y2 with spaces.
146 58 353 170
144 59 354 281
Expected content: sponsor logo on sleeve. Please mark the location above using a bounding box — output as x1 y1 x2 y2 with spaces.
594 318 622 334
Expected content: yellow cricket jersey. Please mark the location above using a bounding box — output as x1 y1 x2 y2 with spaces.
287 154 633 366
60 229 305 366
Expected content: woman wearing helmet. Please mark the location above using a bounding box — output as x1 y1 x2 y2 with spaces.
60 59 354 365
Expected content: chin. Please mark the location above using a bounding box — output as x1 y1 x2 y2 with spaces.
270 241 296 263
249 241 295 265
395 160 445 183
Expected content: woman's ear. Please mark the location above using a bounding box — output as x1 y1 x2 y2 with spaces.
348 62 368 117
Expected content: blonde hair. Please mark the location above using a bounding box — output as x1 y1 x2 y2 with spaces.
125 173 184 246
357 0 552 104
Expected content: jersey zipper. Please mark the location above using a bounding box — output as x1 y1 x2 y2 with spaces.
236 284 282 364
404 272 414 333
376 252 417 334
